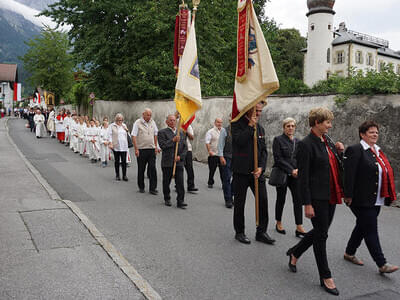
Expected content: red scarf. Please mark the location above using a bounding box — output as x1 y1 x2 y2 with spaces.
372 149 397 203
323 136 343 204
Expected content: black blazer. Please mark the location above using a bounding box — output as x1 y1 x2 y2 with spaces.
344 143 385 207
272 134 298 175
158 127 187 168
231 115 267 176
297 132 342 205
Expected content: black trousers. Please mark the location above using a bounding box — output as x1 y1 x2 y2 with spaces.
137 149 157 191
185 151 195 189
345 206 386 267
275 176 303 225
162 166 185 203
292 201 336 279
113 150 127 178
208 155 223 186
233 173 269 234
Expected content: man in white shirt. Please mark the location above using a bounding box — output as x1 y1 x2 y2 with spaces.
132 108 159 194
205 118 224 188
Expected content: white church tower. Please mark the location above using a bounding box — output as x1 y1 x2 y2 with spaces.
304 0 336 87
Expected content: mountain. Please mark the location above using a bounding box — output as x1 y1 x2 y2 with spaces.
13 0 56 12
0 8 41 93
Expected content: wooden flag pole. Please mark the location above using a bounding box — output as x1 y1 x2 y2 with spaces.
252 107 259 226
172 117 182 178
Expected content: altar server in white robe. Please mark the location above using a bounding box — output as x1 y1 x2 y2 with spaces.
86 119 100 162
63 111 72 145
34 109 46 138
99 121 110 167
47 108 56 138
70 116 79 152
77 117 86 155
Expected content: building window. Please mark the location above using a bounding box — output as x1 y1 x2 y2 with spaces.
335 51 345 64
366 53 374 66
311 24 315 31
355 51 363 64
397 65 400 75
328 24 332 30
327 48 331 63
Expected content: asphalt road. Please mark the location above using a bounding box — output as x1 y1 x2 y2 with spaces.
9 118 400 300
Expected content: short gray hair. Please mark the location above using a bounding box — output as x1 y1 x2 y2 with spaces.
115 113 124 121
282 117 296 128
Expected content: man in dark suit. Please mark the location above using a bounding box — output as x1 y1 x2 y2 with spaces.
158 114 188 209
231 102 275 245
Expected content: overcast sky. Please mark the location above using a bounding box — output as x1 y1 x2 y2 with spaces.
265 0 400 51
2 0 399 51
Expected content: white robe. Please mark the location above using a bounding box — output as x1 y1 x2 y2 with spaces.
99 127 109 162
47 111 55 133
86 126 100 160
34 114 46 137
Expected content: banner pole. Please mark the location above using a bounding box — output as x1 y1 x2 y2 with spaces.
172 117 182 178
253 107 259 226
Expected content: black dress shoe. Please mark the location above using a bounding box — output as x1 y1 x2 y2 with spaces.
320 278 339 296
225 201 233 208
139 189 145 193
149 190 158 195
275 224 286 235
177 203 187 209
116 176 121 181
295 230 306 238
286 249 297 273
255 232 275 245
208 184 213 188
123 176 128 181
164 200 172 206
235 233 251 244
188 187 198 192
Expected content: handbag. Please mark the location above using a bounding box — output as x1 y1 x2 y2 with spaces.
269 138 296 187
126 132 134 148
268 167 287 187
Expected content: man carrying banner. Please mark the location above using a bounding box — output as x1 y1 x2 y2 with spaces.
231 0 279 244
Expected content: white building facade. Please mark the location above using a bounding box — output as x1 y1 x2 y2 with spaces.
304 0 400 87
0 63 18 113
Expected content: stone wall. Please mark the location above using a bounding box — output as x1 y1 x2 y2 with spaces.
92 94 400 204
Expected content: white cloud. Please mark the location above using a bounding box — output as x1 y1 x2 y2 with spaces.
265 0 400 50
0 0 58 28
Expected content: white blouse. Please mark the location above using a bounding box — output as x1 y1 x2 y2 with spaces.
108 123 128 152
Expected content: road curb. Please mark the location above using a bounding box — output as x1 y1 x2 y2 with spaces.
5 118 162 300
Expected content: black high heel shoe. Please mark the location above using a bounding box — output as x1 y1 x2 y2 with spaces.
295 230 306 238
276 224 286 235
320 278 339 296
286 248 297 273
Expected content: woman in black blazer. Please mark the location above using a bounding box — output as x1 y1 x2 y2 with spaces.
272 117 306 237
343 121 398 274
286 107 344 296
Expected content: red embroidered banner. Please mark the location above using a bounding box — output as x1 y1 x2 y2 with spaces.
236 1 249 82
13 82 17 101
178 7 189 56
173 14 180 74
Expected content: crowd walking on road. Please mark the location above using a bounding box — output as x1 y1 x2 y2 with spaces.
21 104 398 296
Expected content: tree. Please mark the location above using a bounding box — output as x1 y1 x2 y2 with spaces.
41 0 272 100
20 27 74 104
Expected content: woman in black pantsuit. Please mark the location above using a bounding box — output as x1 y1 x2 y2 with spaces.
343 121 398 274
286 107 344 296
272 117 306 237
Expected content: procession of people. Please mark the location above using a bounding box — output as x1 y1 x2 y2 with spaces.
23 104 398 296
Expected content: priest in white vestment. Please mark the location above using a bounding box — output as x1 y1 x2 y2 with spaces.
34 110 46 138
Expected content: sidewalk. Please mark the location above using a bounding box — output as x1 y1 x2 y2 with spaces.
0 117 144 299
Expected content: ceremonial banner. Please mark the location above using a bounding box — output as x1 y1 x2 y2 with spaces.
231 0 279 122
174 17 202 129
13 82 18 101
173 4 190 75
